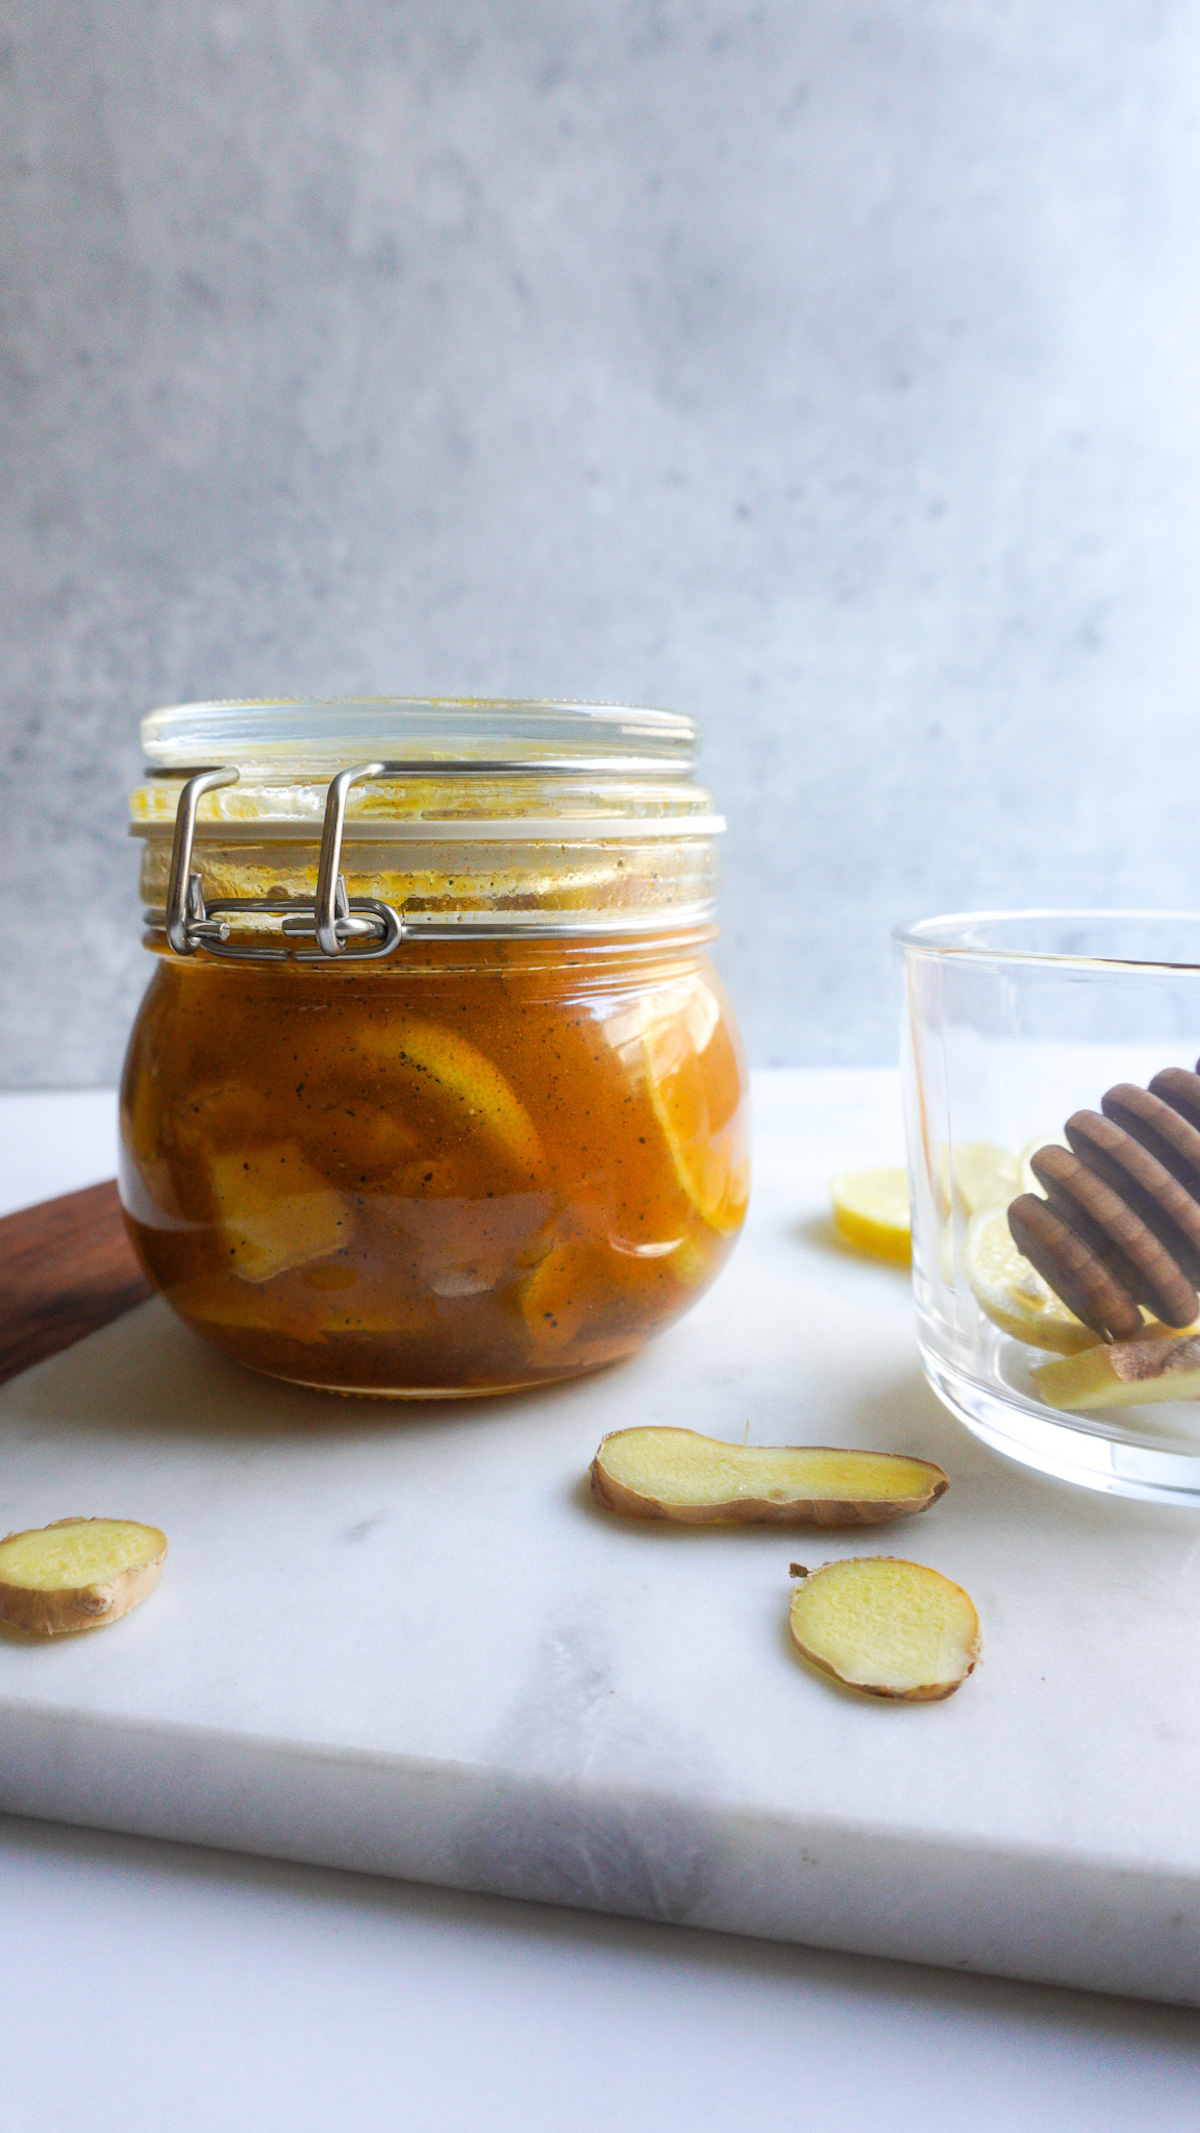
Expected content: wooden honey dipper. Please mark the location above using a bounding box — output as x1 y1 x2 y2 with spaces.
1007 1066 1200 1339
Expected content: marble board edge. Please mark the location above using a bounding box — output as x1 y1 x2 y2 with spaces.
3 1697 1198 2006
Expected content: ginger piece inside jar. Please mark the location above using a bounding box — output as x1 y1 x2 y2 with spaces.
208 1143 352 1283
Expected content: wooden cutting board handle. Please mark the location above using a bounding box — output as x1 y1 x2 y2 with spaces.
0 1181 154 1387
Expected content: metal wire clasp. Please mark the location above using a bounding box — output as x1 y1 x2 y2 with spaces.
149 763 405 962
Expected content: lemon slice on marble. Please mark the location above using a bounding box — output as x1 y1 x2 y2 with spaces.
964 1204 1102 1354
831 1169 911 1265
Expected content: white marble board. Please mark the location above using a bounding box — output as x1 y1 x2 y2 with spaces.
2 1069 1198 2004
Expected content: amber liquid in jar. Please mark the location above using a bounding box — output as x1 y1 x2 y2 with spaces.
120 933 748 1395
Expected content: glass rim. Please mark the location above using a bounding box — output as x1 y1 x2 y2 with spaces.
893 907 1200 974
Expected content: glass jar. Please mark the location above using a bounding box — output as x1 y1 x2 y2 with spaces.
898 910 1200 1504
119 698 749 1397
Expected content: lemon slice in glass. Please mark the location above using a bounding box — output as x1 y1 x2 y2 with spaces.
941 1141 1020 1217
964 1204 1102 1354
1018 1134 1069 1194
831 1169 911 1265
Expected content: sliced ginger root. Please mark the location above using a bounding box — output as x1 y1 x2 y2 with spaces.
0 1519 167 1637
1034 1330 1200 1411
788 1556 979 1701
591 1427 947 1527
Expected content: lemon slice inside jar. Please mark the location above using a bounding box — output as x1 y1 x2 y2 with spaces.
345 1019 544 1178
520 1239 606 1350
964 1204 1103 1354
639 1009 748 1235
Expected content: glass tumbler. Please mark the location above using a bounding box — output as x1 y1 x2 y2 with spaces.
897 912 1200 1505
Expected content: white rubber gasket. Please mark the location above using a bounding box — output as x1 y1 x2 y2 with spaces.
131 814 726 844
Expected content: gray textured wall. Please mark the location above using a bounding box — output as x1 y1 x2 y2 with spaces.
2 0 1199 1083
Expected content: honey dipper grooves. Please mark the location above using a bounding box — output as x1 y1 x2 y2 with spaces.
1008 1066 1200 1340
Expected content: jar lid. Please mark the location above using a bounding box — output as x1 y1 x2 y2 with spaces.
141 696 697 776
134 698 723 958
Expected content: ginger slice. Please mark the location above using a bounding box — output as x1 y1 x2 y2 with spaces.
0 1519 167 1637
788 1557 979 1701
1034 1330 1200 1410
591 1427 948 1526
208 1142 351 1283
